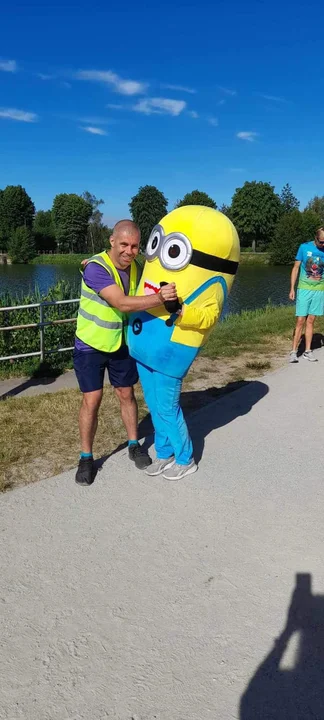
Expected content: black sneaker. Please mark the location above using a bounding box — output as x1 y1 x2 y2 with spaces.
128 443 152 470
75 456 95 486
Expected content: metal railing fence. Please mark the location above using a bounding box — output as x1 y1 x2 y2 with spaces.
0 298 80 362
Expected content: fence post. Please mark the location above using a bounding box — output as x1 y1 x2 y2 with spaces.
39 302 45 363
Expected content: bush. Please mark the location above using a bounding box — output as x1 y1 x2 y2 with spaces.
231 181 281 249
269 210 321 265
302 210 321 240
8 226 36 264
34 210 56 253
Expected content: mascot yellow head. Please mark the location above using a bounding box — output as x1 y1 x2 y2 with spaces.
129 205 240 379
137 205 240 310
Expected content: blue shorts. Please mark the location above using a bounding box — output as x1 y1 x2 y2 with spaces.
296 289 324 317
73 345 139 393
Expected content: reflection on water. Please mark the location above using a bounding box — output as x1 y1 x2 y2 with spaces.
0 263 81 299
0 263 292 316
226 265 291 316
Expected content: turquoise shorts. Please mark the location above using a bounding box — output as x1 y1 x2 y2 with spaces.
296 289 324 317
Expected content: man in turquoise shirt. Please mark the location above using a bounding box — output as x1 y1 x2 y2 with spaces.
289 228 324 362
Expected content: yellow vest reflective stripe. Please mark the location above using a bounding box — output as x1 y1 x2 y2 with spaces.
76 251 139 353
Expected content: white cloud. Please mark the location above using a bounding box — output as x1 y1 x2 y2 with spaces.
79 116 110 125
82 126 107 136
61 81 71 89
0 107 38 122
162 83 196 94
0 59 17 73
229 167 245 173
258 93 286 103
106 103 124 110
38 73 56 80
237 131 258 142
133 97 186 116
218 85 236 96
188 110 199 119
217 99 226 106
208 116 218 127
76 69 147 95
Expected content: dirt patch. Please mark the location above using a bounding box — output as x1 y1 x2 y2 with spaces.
184 335 289 397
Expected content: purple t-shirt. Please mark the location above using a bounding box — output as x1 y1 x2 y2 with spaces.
75 261 130 352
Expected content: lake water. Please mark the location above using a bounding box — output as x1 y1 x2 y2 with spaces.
0 263 292 316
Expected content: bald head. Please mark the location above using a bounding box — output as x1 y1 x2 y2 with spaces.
109 219 141 269
112 219 140 239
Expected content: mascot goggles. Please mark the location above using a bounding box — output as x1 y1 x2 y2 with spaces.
145 224 238 275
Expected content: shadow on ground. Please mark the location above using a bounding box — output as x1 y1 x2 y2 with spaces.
95 379 269 475
0 362 63 400
297 332 324 357
240 573 324 719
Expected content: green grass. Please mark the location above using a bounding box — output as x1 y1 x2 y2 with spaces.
2 301 318 492
203 303 319 359
31 253 85 266
31 252 146 267
32 251 270 267
240 252 270 264
0 299 315 379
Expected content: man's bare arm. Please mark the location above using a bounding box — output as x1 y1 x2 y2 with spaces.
99 283 177 313
289 261 301 301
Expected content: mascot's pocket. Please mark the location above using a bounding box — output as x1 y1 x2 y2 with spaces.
128 311 198 379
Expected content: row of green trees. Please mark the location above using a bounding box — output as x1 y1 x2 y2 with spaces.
223 182 323 263
128 183 324 264
0 186 112 263
2 182 324 264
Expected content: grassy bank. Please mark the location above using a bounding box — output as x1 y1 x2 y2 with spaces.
203 303 303 358
0 271 305 381
32 251 270 266
2 302 319 492
31 253 85 266
240 252 270 264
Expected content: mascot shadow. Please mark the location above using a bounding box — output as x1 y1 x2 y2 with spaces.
240 573 324 720
95 378 268 472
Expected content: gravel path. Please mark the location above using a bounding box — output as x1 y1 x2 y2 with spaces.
2 353 324 719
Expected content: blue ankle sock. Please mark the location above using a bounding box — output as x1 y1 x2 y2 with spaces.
128 440 138 447
80 451 93 459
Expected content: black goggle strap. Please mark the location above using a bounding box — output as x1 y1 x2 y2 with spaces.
190 248 238 275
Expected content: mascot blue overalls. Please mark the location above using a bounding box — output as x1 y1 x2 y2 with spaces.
128 205 240 480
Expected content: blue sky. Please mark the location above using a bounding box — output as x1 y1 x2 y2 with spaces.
0 0 323 224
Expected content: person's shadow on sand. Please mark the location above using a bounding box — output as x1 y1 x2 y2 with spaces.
240 573 324 720
95 379 269 475
296 332 324 357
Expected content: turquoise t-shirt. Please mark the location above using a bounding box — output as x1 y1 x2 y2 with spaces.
296 241 324 291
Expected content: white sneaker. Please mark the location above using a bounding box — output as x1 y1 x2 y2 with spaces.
289 351 298 363
303 350 318 362
145 457 175 476
163 460 198 481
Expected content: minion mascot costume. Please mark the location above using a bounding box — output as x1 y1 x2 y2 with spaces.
128 206 240 480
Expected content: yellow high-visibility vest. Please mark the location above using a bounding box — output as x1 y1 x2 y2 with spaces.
76 251 140 353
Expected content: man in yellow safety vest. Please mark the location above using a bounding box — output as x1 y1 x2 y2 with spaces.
73 219 177 486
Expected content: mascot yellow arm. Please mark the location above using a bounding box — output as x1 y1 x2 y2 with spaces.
175 296 220 330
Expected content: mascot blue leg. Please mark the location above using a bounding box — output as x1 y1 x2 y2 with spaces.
137 362 193 465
